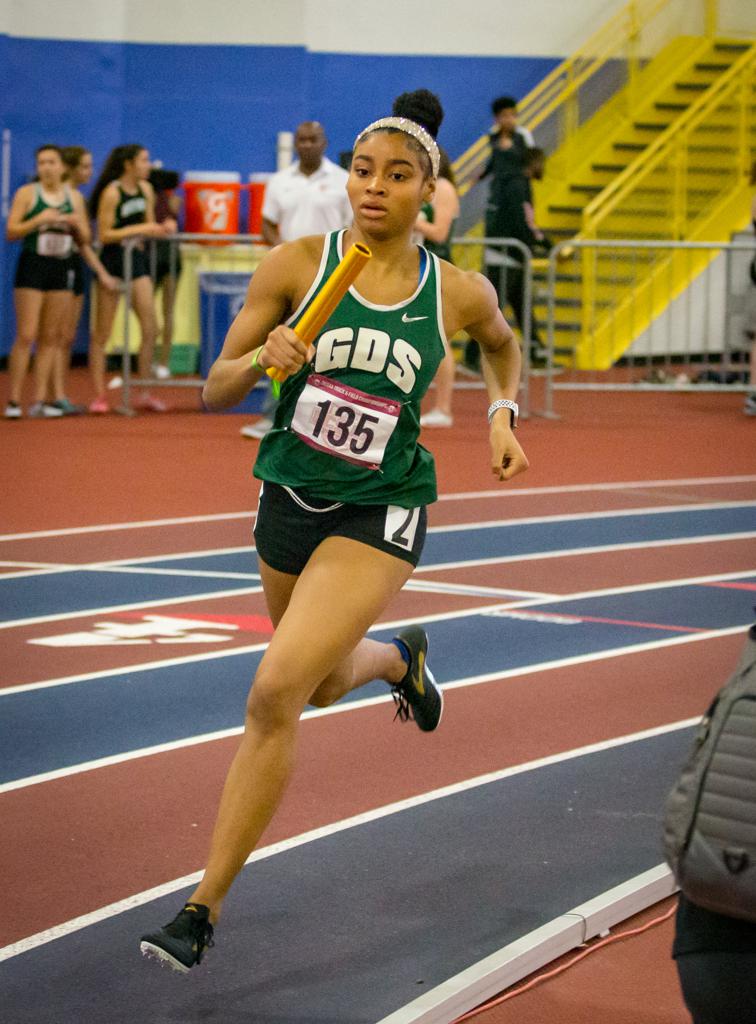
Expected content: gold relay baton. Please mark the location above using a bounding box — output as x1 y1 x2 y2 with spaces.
266 242 372 384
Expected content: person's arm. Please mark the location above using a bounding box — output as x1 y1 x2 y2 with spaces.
5 185 61 241
261 217 282 246
64 189 92 246
414 179 459 244
449 268 528 481
202 240 317 410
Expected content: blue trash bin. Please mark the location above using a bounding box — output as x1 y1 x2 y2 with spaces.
199 270 269 413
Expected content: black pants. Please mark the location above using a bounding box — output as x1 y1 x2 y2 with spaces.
485 259 542 347
676 951 756 1023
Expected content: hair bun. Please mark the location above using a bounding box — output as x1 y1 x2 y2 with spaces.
391 89 444 140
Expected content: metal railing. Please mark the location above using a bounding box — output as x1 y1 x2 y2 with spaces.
543 237 756 416
582 42 755 240
453 0 717 193
115 233 264 414
112 234 541 419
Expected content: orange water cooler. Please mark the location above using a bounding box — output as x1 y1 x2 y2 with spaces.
247 173 271 239
183 171 241 242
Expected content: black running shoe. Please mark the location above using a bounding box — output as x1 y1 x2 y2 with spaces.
140 902 214 973
391 625 443 732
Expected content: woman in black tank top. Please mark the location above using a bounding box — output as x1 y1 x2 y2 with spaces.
87 144 177 413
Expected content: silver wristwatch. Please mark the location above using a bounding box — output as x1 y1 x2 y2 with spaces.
487 399 519 429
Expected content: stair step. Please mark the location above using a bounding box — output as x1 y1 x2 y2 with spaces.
613 142 646 151
591 163 628 173
548 205 583 215
633 122 670 131
713 42 751 53
654 102 690 111
674 82 710 91
695 62 732 72
569 184 603 194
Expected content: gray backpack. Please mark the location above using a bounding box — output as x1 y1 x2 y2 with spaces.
663 623 756 922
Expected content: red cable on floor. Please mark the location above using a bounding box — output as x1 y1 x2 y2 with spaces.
452 901 678 1022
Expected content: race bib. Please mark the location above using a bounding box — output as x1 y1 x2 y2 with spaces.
291 373 401 471
37 231 72 258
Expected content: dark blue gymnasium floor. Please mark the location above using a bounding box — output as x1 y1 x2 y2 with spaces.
4 727 692 1024
2 503 753 621
2 578 753 783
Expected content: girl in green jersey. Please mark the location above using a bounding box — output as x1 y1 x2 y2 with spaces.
140 91 528 973
5 144 89 418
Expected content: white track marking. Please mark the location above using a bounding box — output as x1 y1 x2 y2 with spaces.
417 531 756 573
0 585 264 632
0 476 753 543
0 715 702 962
0 511 254 542
2 569 753 695
1 625 746 791
437 475 756 501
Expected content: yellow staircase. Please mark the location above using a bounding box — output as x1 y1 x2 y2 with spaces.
453 1 755 369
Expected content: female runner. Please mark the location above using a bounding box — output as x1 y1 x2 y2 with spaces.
4 144 88 418
87 144 176 412
140 90 528 972
52 146 118 414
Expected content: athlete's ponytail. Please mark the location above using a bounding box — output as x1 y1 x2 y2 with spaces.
88 144 145 219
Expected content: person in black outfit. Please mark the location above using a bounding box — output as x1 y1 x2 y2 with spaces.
673 893 756 1023
465 97 541 371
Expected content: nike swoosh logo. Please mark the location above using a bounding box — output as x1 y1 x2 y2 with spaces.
414 651 426 696
401 313 428 323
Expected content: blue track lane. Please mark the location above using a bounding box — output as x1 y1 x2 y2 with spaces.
4 728 693 1023
1 504 754 621
1 581 752 783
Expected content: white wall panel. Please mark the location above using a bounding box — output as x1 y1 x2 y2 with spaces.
1 0 753 52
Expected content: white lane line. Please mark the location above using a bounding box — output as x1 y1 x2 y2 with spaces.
1 477 753 543
0 511 254 542
3 569 753 695
437 475 756 501
0 585 264 632
427 500 756 535
404 579 556 600
1 503 752 587
0 602 510 696
417 531 756 573
0 714 701 963
1 625 745 790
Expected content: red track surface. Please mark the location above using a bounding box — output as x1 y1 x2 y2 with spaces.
2 371 755 1021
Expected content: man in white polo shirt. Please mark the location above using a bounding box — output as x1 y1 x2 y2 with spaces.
241 121 350 439
261 121 350 245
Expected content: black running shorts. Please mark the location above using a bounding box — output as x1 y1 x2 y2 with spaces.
253 481 427 575
100 244 150 281
14 251 76 292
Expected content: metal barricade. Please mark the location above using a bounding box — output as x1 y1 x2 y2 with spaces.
451 235 536 420
116 232 264 414
544 237 756 417
114 233 538 417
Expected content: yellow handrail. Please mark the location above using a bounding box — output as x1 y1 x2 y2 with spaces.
453 0 682 189
581 43 755 236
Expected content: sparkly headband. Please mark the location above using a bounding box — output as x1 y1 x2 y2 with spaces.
355 117 440 178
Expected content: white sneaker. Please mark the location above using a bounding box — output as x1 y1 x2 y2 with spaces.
240 417 274 439
107 376 124 390
28 402 64 418
4 402 22 419
420 409 453 428
152 364 172 380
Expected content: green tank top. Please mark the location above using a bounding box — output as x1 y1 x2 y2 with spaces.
254 230 448 507
22 184 74 256
420 201 456 263
113 184 147 229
